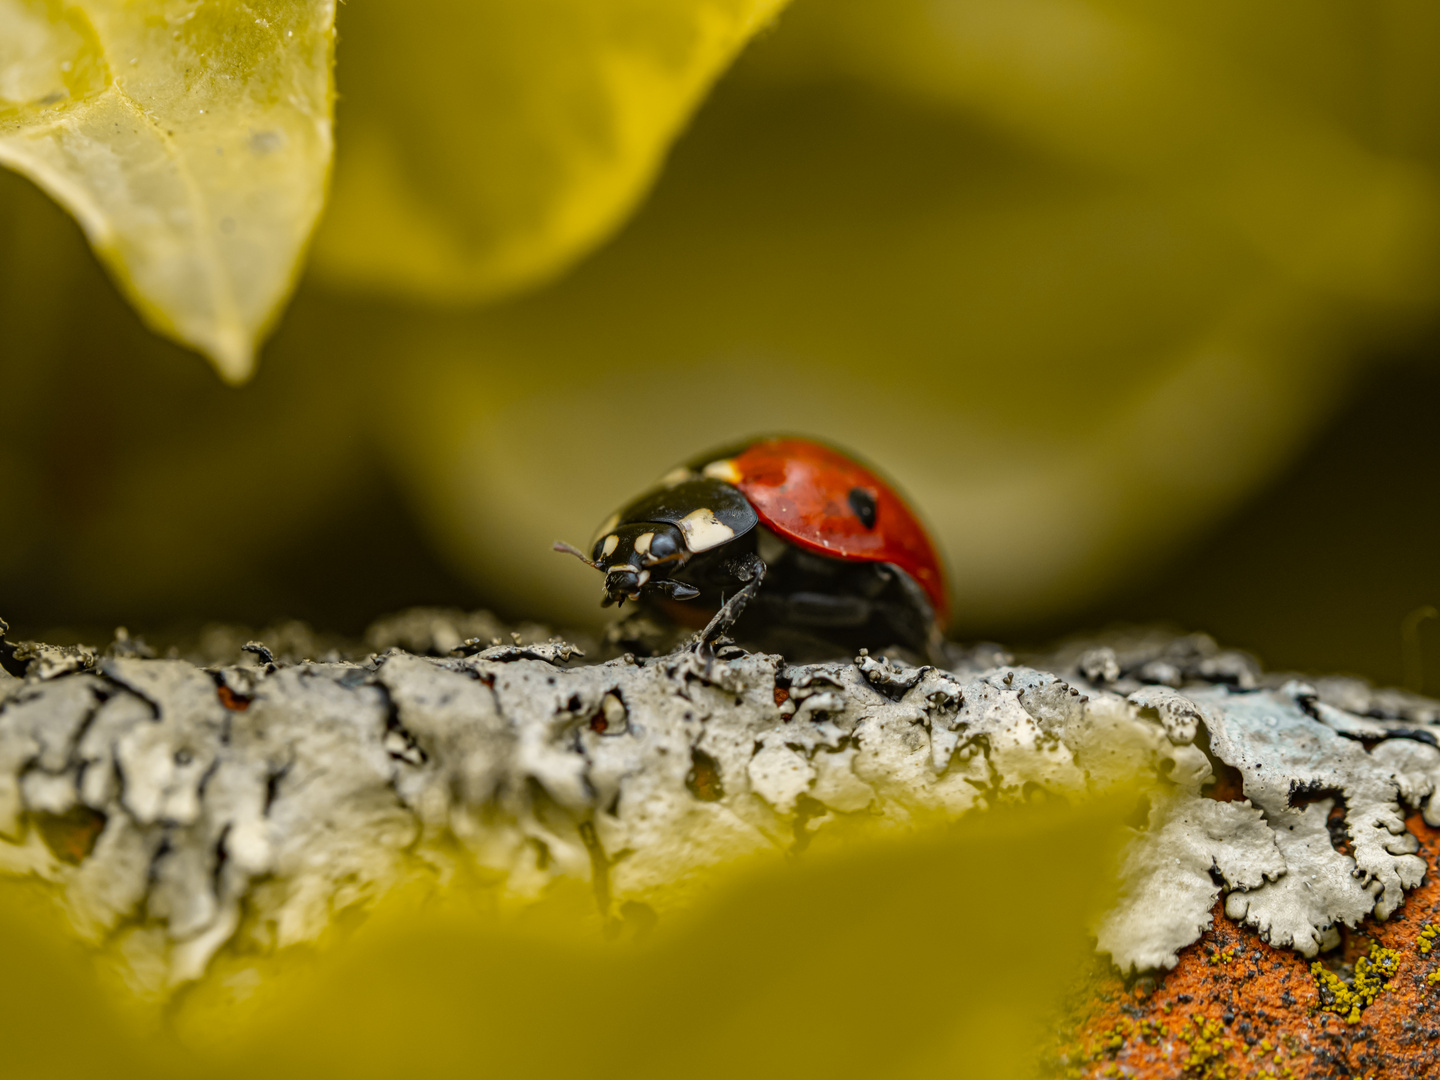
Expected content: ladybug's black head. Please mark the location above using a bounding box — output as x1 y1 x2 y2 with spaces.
553 522 701 608
594 522 692 607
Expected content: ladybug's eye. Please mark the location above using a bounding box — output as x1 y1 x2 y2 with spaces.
646 531 679 560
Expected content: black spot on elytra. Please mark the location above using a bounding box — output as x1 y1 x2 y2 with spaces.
848 487 878 529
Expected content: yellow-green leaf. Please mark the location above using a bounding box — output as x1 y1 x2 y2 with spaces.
309 0 788 303
0 0 336 382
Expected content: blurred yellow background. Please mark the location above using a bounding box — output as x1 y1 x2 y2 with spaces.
0 799 1126 1079
3 0 1439 685
6 6 1440 1074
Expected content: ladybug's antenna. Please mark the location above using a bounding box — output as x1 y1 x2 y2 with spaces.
553 540 603 571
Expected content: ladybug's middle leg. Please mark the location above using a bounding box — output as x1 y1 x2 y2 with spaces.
696 553 767 653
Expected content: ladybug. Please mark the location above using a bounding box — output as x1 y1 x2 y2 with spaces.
555 437 949 658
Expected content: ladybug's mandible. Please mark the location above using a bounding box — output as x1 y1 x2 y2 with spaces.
555 437 949 657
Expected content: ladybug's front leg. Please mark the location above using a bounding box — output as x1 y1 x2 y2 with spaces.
695 553 767 655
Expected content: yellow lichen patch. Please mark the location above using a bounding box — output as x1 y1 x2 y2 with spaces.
1135 1017 1167 1045
1242 1034 1302 1080
1418 922 1438 956
1075 1016 1134 1066
1206 945 1236 966
1310 943 1401 1024
1176 1014 1238 1079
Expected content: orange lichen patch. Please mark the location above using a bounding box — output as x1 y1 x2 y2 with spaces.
1203 758 1248 804
216 684 251 711
1048 813 1440 1079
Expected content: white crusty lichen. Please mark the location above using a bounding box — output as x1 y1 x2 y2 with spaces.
1 616 1438 990
1199 682 1427 953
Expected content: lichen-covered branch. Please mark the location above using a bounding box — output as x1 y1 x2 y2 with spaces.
2 613 1439 995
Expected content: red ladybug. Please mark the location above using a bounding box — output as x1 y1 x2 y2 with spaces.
556 437 949 657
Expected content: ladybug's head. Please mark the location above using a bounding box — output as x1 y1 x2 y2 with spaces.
553 522 701 608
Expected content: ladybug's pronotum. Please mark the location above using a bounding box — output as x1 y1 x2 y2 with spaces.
556 437 949 657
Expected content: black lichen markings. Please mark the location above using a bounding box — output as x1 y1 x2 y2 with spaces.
241 641 277 669
33 804 107 865
1287 781 1353 857
1194 723 1247 803
855 651 928 703
0 617 25 678
686 748 725 802
373 679 428 767
579 818 654 937
578 819 613 917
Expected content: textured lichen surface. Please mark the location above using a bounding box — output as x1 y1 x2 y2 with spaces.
1050 814 1440 1079
2 615 1440 1003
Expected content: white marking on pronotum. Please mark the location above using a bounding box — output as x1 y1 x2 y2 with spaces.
702 458 742 484
634 531 655 557
660 467 694 487
677 508 735 552
600 534 619 558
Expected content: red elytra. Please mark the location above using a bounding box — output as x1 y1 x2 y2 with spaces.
727 438 950 626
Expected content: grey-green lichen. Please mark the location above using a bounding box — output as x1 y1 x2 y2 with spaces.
1 616 1439 992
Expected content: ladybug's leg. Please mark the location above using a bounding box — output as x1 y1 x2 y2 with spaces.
695 553 767 654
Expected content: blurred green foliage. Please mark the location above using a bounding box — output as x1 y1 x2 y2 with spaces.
2 0 1440 664
311 0 788 302
0 799 1125 1079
